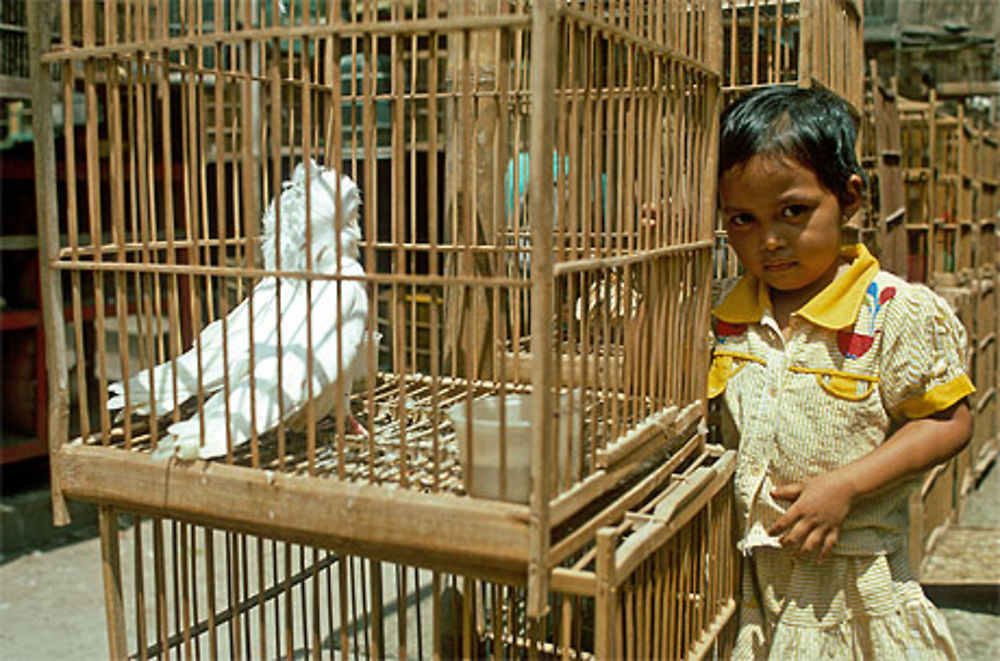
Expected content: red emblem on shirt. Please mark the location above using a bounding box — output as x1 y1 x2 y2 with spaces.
838 329 875 359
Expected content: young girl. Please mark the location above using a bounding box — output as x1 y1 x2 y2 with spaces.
710 85 974 659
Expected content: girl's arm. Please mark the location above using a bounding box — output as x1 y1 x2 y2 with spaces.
767 399 972 558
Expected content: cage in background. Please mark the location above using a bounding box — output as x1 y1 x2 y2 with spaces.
720 0 863 110
858 61 905 276
33 0 725 648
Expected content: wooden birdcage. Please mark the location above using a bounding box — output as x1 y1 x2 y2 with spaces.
720 0 863 110
32 0 724 646
92 440 738 659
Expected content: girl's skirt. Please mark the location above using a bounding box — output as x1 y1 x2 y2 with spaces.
734 546 958 659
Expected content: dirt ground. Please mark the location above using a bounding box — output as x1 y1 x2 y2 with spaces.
1 460 998 659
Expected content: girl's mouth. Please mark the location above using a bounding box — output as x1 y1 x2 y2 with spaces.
763 260 796 272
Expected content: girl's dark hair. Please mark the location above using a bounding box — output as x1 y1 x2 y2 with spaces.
719 86 865 204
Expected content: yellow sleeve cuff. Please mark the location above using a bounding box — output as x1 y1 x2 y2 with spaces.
898 374 976 419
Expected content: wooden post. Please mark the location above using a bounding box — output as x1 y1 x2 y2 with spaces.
28 0 70 525
527 0 558 620
99 506 129 659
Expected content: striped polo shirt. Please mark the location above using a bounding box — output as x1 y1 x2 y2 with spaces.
709 244 975 556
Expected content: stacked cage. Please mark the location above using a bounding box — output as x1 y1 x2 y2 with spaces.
859 61 905 274
91 444 738 660
898 96 999 575
34 0 731 657
929 104 974 282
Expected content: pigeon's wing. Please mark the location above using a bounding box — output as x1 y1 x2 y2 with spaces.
163 275 368 459
288 277 369 428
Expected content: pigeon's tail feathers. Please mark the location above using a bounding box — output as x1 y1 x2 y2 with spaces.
105 309 254 417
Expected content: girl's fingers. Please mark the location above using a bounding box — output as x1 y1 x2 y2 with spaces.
768 482 807 534
779 518 812 549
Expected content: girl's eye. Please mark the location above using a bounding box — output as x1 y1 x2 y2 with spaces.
727 213 754 228
780 204 810 219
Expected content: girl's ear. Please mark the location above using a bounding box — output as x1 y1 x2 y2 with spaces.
841 174 864 220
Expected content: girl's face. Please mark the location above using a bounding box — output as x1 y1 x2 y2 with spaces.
720 155 861 303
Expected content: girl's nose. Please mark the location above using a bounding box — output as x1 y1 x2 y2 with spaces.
761 222 785 251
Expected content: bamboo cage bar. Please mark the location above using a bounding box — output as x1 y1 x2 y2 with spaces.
36 0 722 631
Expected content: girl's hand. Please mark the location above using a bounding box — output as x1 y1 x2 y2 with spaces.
767 471 857 559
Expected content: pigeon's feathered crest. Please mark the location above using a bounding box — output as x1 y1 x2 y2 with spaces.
261 159 362 273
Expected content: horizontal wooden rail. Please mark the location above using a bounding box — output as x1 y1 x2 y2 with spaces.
42 14 533 64
59 444 533 584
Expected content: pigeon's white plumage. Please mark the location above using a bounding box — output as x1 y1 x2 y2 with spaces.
108 161 370 460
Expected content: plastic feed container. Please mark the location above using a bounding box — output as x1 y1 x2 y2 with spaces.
446 392 581 503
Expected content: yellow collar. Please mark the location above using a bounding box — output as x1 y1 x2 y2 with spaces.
712 244 880 329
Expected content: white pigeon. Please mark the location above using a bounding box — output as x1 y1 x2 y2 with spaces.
108 160 371 460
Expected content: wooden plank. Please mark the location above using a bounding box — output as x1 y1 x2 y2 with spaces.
596 401 701 469
614 452 736 581
59 444 532 581
549 432 703 566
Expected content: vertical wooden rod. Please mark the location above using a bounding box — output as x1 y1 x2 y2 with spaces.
528 0 558 620
29 0 71 525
